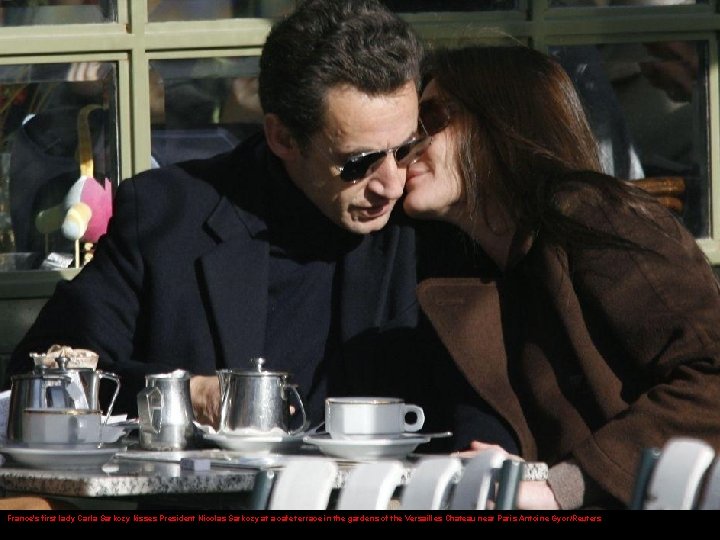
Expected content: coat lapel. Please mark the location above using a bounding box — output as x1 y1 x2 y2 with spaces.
417 277 536 457
339 225 399 341
199 197 269 368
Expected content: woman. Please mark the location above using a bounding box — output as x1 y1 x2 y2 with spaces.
406 45 720 509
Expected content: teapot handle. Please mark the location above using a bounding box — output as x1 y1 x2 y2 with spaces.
97 371 121 426
137 386 163 433
217 370 232 432
284 384 309 435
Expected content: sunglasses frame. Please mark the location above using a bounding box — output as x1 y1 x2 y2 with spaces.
311 126 431 183
339 132 431 182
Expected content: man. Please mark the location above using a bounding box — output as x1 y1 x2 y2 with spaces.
6 0 426 428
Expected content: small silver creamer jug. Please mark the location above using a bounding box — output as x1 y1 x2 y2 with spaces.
218 357 308 435
137 369 196 450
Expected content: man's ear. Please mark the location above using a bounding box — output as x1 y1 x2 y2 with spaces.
264 113 300 160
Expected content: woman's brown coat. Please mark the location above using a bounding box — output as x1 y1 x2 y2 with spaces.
418 185 720 506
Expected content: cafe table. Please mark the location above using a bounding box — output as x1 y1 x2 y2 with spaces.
0 446 415 510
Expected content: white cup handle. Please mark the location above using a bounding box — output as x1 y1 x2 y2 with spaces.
403 404 425 432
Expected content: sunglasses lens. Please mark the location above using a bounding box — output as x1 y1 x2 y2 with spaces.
396 137 431 166
340 151 386 181
420 100 451 136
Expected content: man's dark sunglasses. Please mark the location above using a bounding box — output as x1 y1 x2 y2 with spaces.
419 98 453 137
335 130 431 182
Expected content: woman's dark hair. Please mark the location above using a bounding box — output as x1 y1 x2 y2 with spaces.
423 45 652 250
259 0 423 148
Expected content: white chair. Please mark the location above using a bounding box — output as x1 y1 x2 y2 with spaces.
335 461 405 510
696 456 720 509
268 458 338 510
400 456 462 510
644 438 715 510
449 448 507 510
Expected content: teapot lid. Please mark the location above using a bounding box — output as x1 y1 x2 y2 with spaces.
33 355 95 374
146 369 191 381
30 350 98 372
224 357 290 378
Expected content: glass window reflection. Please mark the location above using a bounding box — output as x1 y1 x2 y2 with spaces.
550 1 703 6
0 0 115 26
0 62 118 268
381 0 517 11
148 0 294 21
550 41 709 238
149 57 262 168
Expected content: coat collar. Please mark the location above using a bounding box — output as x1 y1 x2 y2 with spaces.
417 277 536 457
200 196 269 369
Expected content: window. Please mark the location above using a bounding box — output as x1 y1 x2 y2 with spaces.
0 0 115 26
1 0 719 284
148 57 262 168
0 61 118 265
401 1 720 261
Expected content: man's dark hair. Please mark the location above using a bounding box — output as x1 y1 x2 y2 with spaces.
259 0 423 147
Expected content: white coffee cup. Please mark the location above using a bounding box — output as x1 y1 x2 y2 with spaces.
21 408 103 445
325 397 425 440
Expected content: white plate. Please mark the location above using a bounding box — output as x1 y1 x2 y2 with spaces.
303 434 431 460
202 432 305 454
0 443 123 470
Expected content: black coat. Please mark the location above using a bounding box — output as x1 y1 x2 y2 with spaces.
7 134 420 415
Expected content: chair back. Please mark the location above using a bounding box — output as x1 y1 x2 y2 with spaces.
449 448 507 510
336 460 405 510
697 457 720 510
632 176 685 213
644 438 715 510
400 456 462 510
268 458 338 510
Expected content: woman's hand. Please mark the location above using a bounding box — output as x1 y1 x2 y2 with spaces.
454 441 561 510
189 374 221 429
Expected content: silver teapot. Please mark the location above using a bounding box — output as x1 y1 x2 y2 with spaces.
218 357 308 435
7 355 120 441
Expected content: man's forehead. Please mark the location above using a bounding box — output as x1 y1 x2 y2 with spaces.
320 83 420 145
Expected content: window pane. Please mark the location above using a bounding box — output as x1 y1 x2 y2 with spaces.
381 0 517 11
148 0 294 21
550 1 704 6
149 57 262 167
0 0 115 26
550 41 709 238
0 62 118 269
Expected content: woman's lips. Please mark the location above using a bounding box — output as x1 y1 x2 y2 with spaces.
405 172 424 189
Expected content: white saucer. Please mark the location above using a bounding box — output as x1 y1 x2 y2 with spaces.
303 433 431 460
0 443 124 470
202 432 305 454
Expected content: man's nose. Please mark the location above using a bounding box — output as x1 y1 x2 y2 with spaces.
367 157 406 199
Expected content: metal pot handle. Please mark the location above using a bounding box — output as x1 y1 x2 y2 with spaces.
97 370 121 426
137 386 163 433
217 369 233 432
284 383 309 435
